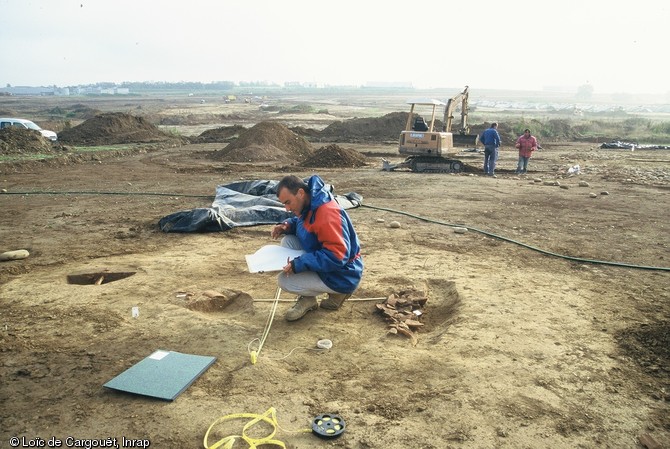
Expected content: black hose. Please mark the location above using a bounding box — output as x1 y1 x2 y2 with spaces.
361 203 670 272
3 190 667 271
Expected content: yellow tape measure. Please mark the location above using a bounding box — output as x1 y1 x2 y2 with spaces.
203 408 345 448
203 407 292 449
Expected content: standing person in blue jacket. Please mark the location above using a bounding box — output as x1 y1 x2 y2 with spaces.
480 122 502 177
271 174 364 321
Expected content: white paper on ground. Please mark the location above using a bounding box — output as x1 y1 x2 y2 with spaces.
245 245 306 273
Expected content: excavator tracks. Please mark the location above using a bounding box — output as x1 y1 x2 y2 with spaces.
409 157 464 173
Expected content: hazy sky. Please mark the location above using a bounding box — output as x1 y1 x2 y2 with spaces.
1 0 668 94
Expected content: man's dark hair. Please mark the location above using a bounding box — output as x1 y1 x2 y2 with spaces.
277 175 308 195
490 122 498 128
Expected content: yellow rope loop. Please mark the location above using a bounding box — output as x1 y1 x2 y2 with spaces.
203 407 288 449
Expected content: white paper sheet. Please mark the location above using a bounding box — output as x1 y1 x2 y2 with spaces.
149 350 170 360
245 245 306 273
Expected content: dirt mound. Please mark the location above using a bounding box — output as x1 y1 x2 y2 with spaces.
289 125 321 139
193 125 247 143
58 112 186 146
300 144 368 168
211 121 314 163
0 127 55 154
43 104 101 121
309 112 521 146
318 111 409 142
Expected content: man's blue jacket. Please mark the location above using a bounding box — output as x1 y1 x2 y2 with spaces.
480 127 501 147
285 175 363 294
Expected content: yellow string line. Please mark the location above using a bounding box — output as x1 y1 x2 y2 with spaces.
248 287 281 364
263 346 328 361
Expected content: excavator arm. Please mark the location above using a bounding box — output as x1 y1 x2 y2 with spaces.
443 86 478 146
443 85 470 134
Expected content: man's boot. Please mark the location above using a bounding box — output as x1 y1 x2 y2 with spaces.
285 296 318 321
320 293 352 310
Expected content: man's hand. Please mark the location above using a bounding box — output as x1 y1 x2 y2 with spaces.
271 222 289 239
282 257 294 275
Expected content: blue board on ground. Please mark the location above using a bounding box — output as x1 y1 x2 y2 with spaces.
103 349 217 401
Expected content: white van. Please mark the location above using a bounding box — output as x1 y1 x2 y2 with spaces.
0 117 58 141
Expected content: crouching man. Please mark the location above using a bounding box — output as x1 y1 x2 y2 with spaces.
271 175 363 321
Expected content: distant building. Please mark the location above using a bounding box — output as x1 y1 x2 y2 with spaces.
97 87 129 95
0 86 56 96
0 85 129 96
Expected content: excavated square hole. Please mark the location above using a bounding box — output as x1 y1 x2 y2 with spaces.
67 271 136 285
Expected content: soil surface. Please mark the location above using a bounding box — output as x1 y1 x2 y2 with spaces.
1 97 669 449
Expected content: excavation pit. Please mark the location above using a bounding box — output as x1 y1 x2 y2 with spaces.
66 271 136 285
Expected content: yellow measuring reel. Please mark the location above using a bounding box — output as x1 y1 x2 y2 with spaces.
203 407 346 448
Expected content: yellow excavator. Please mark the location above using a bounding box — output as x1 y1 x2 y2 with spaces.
382 86 478 172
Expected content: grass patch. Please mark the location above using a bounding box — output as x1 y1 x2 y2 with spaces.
0 153 55 162
0 144 142 163
486 117 670 144
70 144 138 152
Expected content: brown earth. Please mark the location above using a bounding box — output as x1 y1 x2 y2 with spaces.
190 125 247 144
300 144 369 168
209 121 315 165
0 98 669 449
0 127 56 155
58 112 187 146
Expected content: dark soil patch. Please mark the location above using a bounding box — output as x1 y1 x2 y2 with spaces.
43 103 101 121
307 111 487 146
193 125 247 143
210 121 314 163
289 125 321 139
0 127 57 155
319 112 409 142
58 112 187 146
318 112 409 142
300 144 369 168
616 321 670 380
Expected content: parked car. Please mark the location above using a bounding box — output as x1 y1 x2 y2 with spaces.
0 117 58 141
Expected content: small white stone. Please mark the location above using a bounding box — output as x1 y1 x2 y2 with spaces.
376 218 385 223
579 181 590 187
0 249 30 261
453 227 468 234
589 192 598 198
389 221 401 229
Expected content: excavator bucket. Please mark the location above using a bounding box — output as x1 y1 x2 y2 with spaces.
453 133 478 147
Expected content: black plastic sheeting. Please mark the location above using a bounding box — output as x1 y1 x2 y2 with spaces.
158 179 363 233
600 141 670 150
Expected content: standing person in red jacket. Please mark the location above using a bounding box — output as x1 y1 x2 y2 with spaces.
515 129 538 174
271 175 364 321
